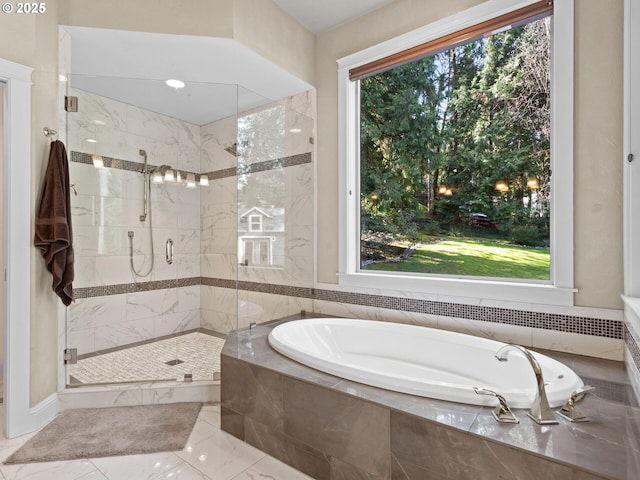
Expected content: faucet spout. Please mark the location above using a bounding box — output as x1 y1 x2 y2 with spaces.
495 344 558 425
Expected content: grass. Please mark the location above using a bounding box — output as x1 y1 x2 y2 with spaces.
363 239 550 280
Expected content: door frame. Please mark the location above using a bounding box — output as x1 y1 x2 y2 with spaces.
1 57 57 438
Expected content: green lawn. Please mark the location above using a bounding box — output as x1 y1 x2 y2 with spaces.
363 239 550 280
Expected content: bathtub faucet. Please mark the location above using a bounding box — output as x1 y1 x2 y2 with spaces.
495 344 558 425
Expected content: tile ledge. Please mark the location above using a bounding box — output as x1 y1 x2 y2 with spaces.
622 295 640 317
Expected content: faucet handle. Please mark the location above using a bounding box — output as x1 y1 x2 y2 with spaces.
474 387 519 424
558 385 595 422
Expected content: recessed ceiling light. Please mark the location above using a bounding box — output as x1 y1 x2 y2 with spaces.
166 79 185 89
289 128 302 133
85 138 97 143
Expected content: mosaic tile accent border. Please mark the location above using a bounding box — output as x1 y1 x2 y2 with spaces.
625 323 640 374
71 151 203 180
74 276 623 340
201 277 237 289
73 277 200 299
312 288 622 338
72 151 312 180
237 280 313 299
203 152 313 180
71 151 147 173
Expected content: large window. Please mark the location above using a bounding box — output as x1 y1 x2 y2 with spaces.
338 0 574 305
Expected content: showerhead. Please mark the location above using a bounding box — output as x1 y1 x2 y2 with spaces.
224 143 238 157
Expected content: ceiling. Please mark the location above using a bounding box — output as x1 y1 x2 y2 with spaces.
65 0 395 125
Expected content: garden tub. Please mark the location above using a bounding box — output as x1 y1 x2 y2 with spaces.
268 318 583 408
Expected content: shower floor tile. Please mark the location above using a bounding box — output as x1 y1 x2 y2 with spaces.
68 332 225 385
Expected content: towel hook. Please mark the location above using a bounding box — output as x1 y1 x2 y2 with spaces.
43 127 57 138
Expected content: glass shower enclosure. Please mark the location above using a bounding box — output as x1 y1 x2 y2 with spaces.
64 73 315 387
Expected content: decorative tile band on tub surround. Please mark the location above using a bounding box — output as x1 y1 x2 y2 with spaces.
71 151 313 179
625 324 640 374
73 276 623 340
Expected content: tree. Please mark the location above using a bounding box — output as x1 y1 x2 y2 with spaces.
359 17 551 257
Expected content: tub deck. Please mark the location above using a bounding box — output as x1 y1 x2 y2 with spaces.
221 316 639 480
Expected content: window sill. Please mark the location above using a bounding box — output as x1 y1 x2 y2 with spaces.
338 271 576 306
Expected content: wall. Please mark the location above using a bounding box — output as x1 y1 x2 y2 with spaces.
0 82 4 388
66 87 202 356
312 0 624 343
0 0 61 407
573 0 624 308
57 0 314 86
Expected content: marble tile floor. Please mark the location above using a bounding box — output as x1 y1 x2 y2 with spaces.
0 404 313 480
69 332 226 385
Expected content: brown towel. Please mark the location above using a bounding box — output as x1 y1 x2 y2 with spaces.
34 140 74 306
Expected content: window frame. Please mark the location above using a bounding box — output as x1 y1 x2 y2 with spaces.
337 0 575 306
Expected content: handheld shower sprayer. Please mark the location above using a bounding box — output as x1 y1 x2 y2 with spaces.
129 149 154 278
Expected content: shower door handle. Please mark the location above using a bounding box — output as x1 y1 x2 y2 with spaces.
166 238 174 265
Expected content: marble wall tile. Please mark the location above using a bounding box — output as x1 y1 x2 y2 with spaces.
153 310 200 338
201 309 237 335
94 255 131 286
126 288 179 321
176 254 201 279
177 228 201 254
244 417 331 480
70 194 98 227
531 328 623 360
221 405 245 440
147 253 179 281
391 411 576 480
436 314 533 346
68 294 128 331
277 89 315 119
201 115 237 172
177 121 201 172
201 253 237 280
70 87 127 132
221 356 284 431
331 457 385 480
94 317 155 351
73 225 128 256
364 306 439 329
391 455 448 480
178 285 200 312
67 327 95 356
312 299 372 320
283 376 390 478
73 256 97 288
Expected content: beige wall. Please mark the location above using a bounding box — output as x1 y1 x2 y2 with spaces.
233 0 315 85
0 1 62 406
573 0 624 308
58 0 234 38
58 0 314 86
315 0 625 310
0 83 4 384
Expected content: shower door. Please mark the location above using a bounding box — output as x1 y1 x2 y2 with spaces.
236 91 316 330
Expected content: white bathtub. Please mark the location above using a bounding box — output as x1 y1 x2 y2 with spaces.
268 318 583 408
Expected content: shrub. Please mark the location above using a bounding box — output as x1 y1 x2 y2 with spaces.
510 225 541 246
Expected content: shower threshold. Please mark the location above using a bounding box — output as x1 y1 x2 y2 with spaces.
67 330 226 386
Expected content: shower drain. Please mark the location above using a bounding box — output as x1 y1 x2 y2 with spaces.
165 359 185 366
